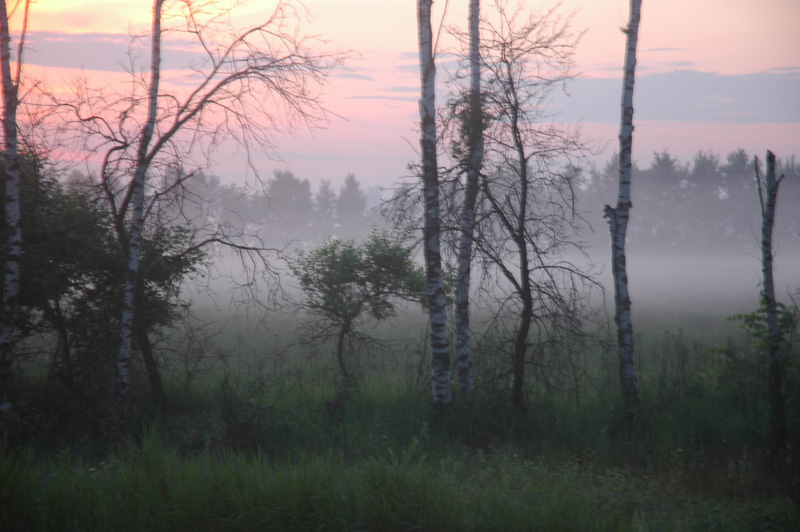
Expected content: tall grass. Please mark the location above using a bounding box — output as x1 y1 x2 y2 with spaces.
2 305 799 529
3 428 795 531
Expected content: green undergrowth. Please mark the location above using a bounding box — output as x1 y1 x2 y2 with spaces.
2 428 796 532
3 311 800 530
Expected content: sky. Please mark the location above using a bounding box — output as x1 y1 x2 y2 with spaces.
9 0 800 189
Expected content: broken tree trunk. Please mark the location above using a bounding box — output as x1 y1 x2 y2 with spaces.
604 0 642 426
755 150 786 468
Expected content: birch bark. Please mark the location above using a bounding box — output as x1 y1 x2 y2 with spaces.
115 0 164 433
755 150 786 463
454 0 482 400
604 0 642 425
0 0 27 413
417 0 451 408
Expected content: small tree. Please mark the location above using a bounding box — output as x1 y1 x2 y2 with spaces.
292 232 425 385
4 155 207 410
454 0 593 410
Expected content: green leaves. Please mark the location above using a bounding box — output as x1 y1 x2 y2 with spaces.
2 150 210 396
729 296 799 352
291 232 425 325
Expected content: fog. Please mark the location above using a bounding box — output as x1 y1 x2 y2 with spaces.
183 149 799 326
599 253 799 313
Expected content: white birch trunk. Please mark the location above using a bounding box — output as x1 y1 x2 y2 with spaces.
604 0 642 425
756 150 786 462
0 1 23 411
417 0 451 408
115 0 164 432
455 0 482 399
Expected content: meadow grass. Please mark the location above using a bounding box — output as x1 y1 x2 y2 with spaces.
3 427 796 532
2 304 799 530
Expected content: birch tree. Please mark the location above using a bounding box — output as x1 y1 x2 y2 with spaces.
453 0 483 399
60 0 342 432
0 0 29 414
417 0 452 408
755 150 787 466
110 0 165 433
603 0 642 425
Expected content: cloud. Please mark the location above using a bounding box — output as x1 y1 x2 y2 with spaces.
393 62 422 74
383 86 417 93
333 71 375 81
550 69 800 124
347 95 417 102
24 31 206 73
643 48 690 53
767 66 800 75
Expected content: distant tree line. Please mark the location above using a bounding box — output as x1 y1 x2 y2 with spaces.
205 171 382 248
580 149 800 254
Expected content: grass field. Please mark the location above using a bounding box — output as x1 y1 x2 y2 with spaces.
1 300 799 531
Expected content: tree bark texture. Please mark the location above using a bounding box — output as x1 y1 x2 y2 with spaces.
0 1 23 412
115 0 164 434
417 0 451 408
604 0 642 426
756 150 786 464
455 0 482 400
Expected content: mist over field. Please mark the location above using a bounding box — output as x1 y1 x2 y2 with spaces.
183 146 800 324
3 1 800 530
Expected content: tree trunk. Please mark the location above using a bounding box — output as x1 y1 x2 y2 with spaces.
335 319 352 387
133 280 167 412
50 298 81 398
604 0 642 426
115 0 164 434
756 150 786 466
455 0 482 400
135 320 167 412
0 1 24 413
510 127 532 410
417 0 451 409
511 285 532 410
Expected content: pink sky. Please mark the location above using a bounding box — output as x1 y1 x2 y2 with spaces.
11 0 800 188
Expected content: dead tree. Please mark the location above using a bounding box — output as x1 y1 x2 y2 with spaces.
604 0 643 426
755 150 787 467
466 1 593 410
